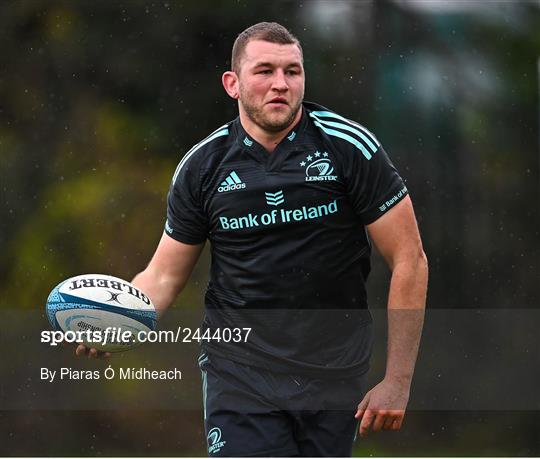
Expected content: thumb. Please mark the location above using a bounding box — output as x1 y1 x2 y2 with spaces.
355 391 370 419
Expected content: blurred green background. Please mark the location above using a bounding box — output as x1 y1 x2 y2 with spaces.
1 0 539 456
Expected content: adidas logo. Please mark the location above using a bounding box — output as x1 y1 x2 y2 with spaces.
218 171 246 193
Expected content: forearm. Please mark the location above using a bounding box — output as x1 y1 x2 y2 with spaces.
384 251 428 388
132 267 187 318
130 237 204 318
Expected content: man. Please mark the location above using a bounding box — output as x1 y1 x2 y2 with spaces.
78 22 428 457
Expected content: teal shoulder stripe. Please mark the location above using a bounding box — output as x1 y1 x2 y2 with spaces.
309 113 378 153
312 120 372 160
172 126 229 185
311 110 380 147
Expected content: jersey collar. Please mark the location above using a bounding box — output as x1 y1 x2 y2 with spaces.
233 105 309 160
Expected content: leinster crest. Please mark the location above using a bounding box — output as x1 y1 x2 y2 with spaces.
300 151 338 182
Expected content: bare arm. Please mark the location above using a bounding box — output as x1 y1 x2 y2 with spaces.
355 195 428 436
132 233 204 317
76 233 204 358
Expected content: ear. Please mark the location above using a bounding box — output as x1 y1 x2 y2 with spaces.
222 71 239 99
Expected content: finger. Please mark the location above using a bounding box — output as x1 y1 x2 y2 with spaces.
88 348 101 359
392 417 403 430
354 393 370 419
75 344 88 356
359 409 375 437
372 411 387 432
383 415 395 431
100 352 112 361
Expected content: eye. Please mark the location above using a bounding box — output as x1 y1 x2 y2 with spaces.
286 68 301 76
257 69 272 75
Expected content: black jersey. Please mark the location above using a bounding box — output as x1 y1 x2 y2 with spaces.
166 101 408 377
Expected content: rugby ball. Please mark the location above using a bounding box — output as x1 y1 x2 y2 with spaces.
46 274 157 352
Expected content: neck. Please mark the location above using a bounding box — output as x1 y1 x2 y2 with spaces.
239 107 302 153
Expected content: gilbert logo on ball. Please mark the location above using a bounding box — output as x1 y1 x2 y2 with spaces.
45 274 157 352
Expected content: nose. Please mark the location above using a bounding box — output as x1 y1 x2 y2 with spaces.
271 69 288 92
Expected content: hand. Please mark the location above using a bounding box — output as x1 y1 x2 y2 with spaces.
74 343 111 360
354 378 410 437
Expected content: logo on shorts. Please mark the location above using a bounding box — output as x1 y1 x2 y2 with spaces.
300 151 338 182
207 427 226 454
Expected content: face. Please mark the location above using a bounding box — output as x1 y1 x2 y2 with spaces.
233 40 305 133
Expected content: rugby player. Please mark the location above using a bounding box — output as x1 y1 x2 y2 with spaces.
77 22 428 457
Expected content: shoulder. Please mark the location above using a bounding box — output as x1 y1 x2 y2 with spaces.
304 101 381 161
171 122 232 186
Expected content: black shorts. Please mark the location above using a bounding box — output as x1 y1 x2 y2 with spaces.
198 352 367 457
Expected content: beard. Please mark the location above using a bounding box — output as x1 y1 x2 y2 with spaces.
239 85 303 133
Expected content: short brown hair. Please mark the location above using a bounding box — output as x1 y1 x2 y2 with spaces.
231 22 303 73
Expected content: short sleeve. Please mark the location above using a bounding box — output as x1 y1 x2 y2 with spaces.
165 158 208 244
345 144 408 225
